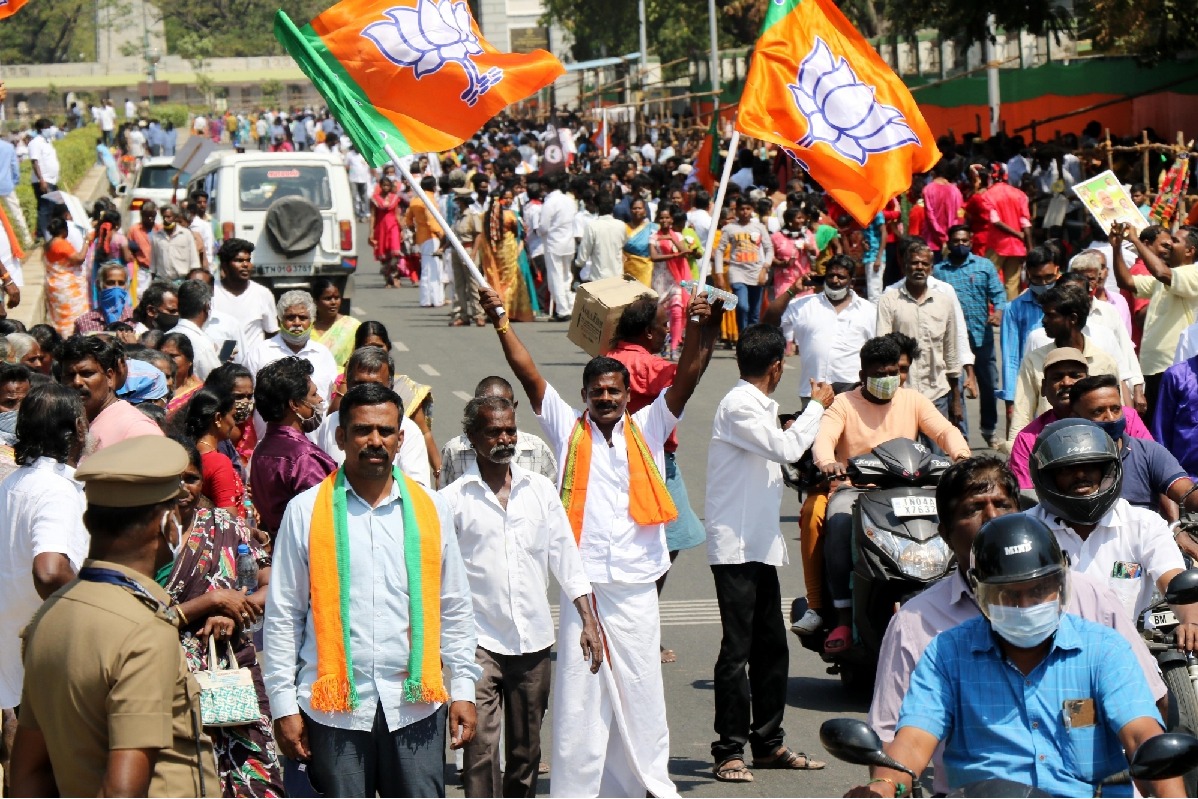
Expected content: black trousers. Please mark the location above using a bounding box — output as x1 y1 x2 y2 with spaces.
710 562 788 763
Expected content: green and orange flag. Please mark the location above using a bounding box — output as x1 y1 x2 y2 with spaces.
0 0 29 19
693 106 720 192
274 0 565 167
736 0 939 225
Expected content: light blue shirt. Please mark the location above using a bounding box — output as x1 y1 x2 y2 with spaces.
263 473 481 732
898 613 1160 797
999 289 1044 401
0 139 18 197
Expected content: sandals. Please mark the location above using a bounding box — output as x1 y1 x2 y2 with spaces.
824 624 851 654
753 746 826 770
714 757 754 783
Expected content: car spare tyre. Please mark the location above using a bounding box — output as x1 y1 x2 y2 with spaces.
264 196 324 256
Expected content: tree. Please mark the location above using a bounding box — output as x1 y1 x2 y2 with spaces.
0 0 96 63
155 0 329 58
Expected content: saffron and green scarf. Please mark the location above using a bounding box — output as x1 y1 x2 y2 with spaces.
560 412 677 543
307 466 448 711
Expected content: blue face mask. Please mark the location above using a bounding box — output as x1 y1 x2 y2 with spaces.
987 600 1061 648
1096 417 1127 443
99 286 131 324
1029 281 1055 298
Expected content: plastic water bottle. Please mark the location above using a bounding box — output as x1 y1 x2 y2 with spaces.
679 280 738 310
235 543 263 632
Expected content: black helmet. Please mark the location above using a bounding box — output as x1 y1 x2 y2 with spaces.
1029 419 1122 526
968 514 1069 612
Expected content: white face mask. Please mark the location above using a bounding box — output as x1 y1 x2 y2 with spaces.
824 285 849 301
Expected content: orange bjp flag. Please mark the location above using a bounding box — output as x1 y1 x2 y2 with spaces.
275 0 564 167
0 0 29 19
736 0 940 225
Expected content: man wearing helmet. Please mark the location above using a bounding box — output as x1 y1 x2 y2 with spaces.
1026 418 1198 648
868 457 1167 795
850 515 1181 798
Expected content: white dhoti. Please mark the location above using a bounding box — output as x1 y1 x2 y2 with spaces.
551 581 677 798
418 237 445 307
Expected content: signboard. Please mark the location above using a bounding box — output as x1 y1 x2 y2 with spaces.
509 26 550 55
171 136 216 176
1074 169 1149 236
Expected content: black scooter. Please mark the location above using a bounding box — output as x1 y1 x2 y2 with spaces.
794 438 954 692
818 717 1198 797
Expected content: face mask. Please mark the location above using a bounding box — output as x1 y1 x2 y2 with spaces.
279 325 312 348
233 398 255 424
1096 417 1127 442
824 285 848 301
987 599 1061 648
866 375 900 400
0 409 17 446
163 222 176 233
157 512 183 586
100 286 131 324
949 243 971 260
1029 281 1055 298
155 312 179 331
299 399 324 433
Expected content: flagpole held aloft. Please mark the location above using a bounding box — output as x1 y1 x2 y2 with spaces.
695 127 740 289
384 143 505 318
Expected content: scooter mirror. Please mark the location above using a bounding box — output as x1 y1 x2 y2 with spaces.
1128 732 1198 781
819 719 903 770
1165 569 1198 606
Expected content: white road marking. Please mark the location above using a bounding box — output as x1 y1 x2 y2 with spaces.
453 390 472 402
419 363 440 376
352 305 366 316
394 341 409 352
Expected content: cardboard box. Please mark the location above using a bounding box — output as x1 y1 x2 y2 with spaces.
567 276 657 357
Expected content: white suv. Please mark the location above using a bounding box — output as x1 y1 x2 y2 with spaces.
118 156 191 225
186 152 358 307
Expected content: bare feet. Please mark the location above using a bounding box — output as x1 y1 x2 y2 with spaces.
660 645 677 664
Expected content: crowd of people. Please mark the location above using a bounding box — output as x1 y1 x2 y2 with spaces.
2 98 1198 798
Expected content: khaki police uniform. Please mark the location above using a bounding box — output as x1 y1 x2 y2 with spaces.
17 436 219 797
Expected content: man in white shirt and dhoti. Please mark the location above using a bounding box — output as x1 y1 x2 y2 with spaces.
479 286 722 798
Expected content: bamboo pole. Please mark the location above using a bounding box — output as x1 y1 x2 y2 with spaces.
1143 131 1151 189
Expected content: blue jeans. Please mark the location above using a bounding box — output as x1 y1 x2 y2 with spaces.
731 282 764 333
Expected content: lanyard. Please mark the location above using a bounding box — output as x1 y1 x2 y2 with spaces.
78 567 170 616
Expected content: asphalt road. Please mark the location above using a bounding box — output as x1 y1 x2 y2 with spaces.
343 217 993 797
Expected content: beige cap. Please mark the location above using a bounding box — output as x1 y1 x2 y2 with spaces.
75 435 188 507
1043 347 1088 370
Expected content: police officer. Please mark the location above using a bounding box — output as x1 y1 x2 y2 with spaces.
8 436 219 797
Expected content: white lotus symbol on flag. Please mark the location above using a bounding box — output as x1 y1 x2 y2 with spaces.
787 37 919 166
362 0 504 107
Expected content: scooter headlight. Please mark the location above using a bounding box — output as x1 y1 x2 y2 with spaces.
862 521 903 563
898 538 950 581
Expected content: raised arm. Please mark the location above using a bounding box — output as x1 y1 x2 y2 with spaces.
664 293 722 418
763 277 804 327
479 285 547 413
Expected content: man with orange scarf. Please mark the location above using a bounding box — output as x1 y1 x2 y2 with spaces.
264 382 481 797
479 285 722 799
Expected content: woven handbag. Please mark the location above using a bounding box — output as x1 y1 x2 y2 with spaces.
196 637 260 728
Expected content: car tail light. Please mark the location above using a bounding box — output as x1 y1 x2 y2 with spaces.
130 198 144 211
339 220 352 251
222 222 235 241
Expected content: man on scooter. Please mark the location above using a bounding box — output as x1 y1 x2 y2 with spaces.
849 514 1181 798
868 457 1167 795
1026 418 1198 647
813 336 971 653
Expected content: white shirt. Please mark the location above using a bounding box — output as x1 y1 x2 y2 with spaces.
1027 500 1184 623
313 410 431 488
98 105 116 132
169 318 221 381
440 462 591 655
884 275 975 368
0 458 88 707
535 383 679 584
189 216 214 264
781 291 877 395
264 476 480 732
245 334 339 403
125 128 146 158
212 280 280 351
124 100 136 119
28 135 60 184
538 190 578 257
576 215 627 282
705 382 824 567
1176 321 1198 363
204 309 247 365
523 202 544 258
346 151 371 184
686 208 712 246
1025 304 1143 388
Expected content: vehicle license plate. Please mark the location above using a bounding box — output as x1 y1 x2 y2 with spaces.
1151 609 1179 628
890 496 938 517
257 263 315 277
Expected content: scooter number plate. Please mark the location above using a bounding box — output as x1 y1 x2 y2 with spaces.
890 496 938 517
1152 609 1179 628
